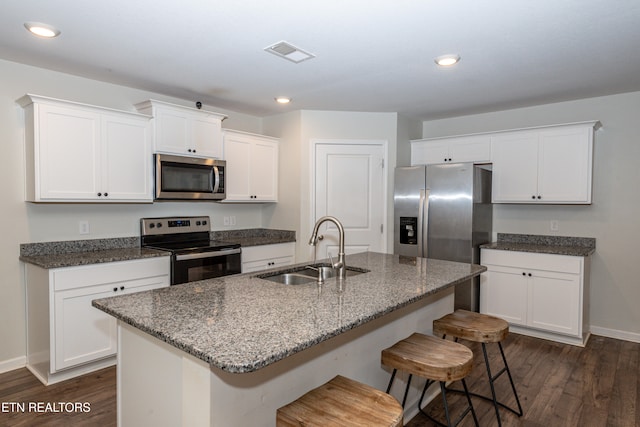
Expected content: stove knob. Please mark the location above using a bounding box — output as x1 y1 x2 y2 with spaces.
156 223 162 228
196 221 201 226
149 223 155 229
202 220 207 225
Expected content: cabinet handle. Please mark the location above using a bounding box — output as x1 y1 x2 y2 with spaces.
98 192 102 197
113 287 118 292
528 273 532 277
104 192 108 197
531 195 536 199
448 158 452 162
537 195 541 199
120 286 125 291
522 272 526 276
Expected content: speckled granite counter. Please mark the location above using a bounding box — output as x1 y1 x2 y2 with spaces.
93 251 485 373
480 233 595 257
19 228 294 269
211 228 295 247
19 237 169 268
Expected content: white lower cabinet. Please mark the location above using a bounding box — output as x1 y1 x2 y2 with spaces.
25 257 170 385
480 248 590 346
241 243 295 273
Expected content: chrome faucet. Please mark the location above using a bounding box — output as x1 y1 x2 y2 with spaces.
309 216 346 280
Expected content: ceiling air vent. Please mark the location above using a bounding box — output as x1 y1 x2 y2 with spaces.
264 41 315 64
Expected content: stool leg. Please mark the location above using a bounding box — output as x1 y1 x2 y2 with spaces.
460 379 479 427
481 342 503 426
498 342 524 416
439 382 453 427
386 369 413 409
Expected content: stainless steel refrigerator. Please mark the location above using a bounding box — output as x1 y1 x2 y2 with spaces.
393 163 492 312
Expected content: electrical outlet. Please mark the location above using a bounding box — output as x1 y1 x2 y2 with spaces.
230 216 236 226
79 221 90 235
223 216 230 226
550 220 559 232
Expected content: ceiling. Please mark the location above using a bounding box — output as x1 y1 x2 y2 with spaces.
2 0 640 119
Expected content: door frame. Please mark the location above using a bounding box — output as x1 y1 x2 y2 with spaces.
309 138 390 256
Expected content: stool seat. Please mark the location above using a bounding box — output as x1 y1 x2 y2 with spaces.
276 375 403 427
382 333 473 382
433 309 508 343
433 310 523 427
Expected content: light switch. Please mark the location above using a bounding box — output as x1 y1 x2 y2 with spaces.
550 220 559 232
79 221 90 235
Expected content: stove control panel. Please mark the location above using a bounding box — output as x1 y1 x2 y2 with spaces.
141 216 211 236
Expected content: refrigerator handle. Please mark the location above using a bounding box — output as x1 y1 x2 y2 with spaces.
418 189 429 258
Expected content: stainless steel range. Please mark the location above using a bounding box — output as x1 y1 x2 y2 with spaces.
141 216 241 285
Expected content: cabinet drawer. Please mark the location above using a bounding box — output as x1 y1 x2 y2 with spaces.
481 249 582 274
53 257 170 291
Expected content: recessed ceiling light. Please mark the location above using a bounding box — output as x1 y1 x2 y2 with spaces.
434 54 460 67
275 97 291 104
24 22 61 38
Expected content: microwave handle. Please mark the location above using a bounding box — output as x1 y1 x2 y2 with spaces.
212 166 220 193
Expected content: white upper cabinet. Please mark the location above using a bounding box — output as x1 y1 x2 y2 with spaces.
411 135 491 165
491 122 599 204
222 130 279 202
135 100 227 159
18 94 153 203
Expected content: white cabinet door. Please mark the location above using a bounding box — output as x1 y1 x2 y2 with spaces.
36 103 101 200
448 136 491 164
223 130 279 202
480 267 527 326
491 131 539 202
224 133 253 201
101 113 153 201
537 126 592 203
250 138 279 201
491 122 596 204
411 135 490 165
154 105 191 154
192 115 223 158
411 140 449 165
53 284 118 372
529 271 580 335
136 100 225 158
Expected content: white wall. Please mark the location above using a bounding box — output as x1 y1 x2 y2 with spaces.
0 59 265 370
419 91 640 341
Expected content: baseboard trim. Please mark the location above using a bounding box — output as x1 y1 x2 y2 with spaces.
0 356 26 374
590 326 640 343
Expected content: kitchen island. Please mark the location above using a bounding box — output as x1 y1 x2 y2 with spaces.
93 251 485 426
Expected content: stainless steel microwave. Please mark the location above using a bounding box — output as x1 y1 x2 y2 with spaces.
155 154 226 201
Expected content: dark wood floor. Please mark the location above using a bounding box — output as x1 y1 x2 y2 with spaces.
0 334 637 426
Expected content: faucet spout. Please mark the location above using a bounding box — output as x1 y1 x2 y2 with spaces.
309 216 346 280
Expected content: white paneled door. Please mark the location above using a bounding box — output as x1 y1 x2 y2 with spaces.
314 141 386 260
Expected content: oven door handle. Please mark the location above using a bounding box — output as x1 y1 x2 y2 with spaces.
175 248 241 261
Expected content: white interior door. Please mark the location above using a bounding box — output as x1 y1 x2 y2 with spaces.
314 141 386 260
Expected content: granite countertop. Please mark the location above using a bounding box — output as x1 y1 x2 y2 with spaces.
20 247 170 269
93 251 485 374
19 237 170 269
211 228 296 247
19 229 295 269
480 233 596 257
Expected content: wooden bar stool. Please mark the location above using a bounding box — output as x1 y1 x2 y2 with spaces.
433 309 524 426
276 375 403 427
382 333 479 427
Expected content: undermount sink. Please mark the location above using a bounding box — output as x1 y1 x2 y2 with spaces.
257 264 369 285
